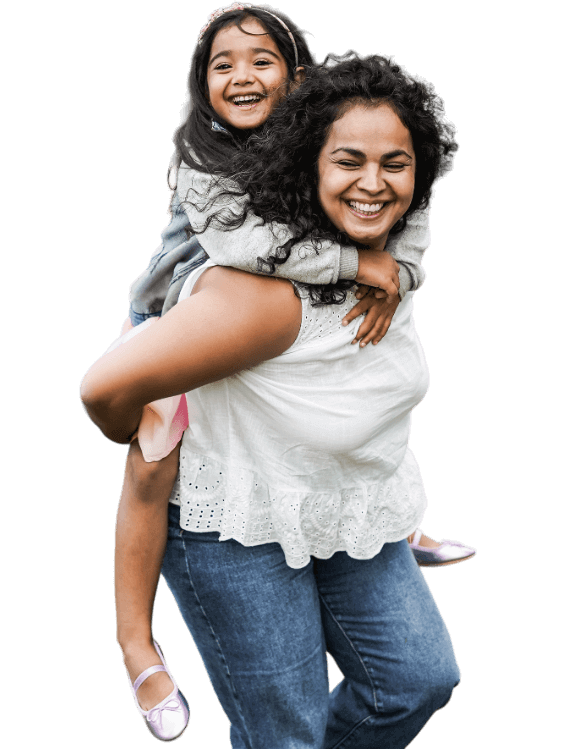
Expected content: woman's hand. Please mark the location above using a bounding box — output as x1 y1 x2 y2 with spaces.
342 285 400 346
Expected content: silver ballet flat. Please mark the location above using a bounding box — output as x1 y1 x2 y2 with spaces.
131 641 190 741
409 528 476 567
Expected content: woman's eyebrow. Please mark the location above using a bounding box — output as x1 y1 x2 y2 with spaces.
209 47 281 66
329 148 413 160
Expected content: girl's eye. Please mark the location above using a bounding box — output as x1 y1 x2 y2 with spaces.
215 60 273 70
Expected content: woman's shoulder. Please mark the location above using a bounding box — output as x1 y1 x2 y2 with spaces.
195 266 299 307
193 267 302 356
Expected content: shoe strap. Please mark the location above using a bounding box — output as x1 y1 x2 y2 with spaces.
412 528 422 546
133 664 168 693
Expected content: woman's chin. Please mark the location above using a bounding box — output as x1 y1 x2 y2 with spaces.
347 231 388 251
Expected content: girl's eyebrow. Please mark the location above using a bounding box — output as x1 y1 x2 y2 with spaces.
330 148 413 160
209 47 282 66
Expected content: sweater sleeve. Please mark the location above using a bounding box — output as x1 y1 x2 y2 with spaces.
177 166 359 285
385 207 430 298
177 166 430 292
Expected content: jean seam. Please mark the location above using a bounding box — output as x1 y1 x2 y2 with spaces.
327 714 375 749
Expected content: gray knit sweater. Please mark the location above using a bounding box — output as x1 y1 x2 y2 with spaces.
176 165 429 298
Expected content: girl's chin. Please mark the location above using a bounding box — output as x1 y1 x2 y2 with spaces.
226 104 270 129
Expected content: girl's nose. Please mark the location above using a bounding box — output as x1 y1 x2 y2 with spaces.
232 63 255 86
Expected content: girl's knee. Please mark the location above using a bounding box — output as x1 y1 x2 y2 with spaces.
126 440 180 502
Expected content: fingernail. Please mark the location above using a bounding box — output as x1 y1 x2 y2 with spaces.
342 320 349 326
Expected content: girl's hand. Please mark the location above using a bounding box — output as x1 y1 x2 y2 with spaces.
355 250 400 298
342 286 401 346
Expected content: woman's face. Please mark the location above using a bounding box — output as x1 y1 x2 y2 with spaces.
207 18 294 130
317 103 416 251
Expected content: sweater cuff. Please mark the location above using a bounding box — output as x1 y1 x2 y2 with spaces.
397 264 412 300
338 248 359 281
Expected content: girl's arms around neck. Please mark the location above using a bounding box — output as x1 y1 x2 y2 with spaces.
82 268 301 443
177 166 428 296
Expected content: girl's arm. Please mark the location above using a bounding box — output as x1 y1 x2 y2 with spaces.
81 267 301 442
384 207 430 296
179 167 413 300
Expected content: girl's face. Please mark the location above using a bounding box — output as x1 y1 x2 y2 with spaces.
317 103 416 251
207 18 294 130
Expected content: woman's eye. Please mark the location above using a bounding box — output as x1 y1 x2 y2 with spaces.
384 163 407 172
338 161 359 168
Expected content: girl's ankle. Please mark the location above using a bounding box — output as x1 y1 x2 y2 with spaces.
117 634 156 658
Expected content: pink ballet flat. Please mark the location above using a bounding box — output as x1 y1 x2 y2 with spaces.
131 641 189 741
409 528 476 567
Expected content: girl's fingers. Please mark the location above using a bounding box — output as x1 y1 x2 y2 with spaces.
355 284 371 300
342 299 370 326
353 309 379 345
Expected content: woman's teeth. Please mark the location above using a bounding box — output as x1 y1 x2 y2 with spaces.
348 201 384 216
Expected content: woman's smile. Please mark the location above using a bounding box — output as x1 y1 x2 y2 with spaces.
346 200 387 218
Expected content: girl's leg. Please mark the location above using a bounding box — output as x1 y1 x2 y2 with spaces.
315 543 460 749
408 530 436 545
161 504 329 749
115 439 180 710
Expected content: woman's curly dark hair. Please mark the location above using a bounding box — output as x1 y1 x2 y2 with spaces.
197 53 458 305
172 5 314 176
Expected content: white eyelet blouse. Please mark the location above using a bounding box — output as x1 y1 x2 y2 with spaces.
169 262 429 569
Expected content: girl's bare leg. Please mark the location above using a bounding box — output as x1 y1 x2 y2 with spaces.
115 439 180 710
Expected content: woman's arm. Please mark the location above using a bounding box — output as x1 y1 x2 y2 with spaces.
81 267 301 443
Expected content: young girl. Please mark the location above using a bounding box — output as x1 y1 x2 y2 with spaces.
107 3 473 741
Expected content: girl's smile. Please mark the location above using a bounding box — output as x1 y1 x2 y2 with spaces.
207 18 297 130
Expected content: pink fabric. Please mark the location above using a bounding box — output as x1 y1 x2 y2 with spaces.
105 318 189 462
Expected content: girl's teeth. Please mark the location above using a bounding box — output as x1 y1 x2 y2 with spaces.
233 95 260 104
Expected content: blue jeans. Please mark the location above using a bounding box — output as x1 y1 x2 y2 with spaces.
162 504 459 749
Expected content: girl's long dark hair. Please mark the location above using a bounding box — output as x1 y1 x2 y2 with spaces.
191 53 458 305
172 6 314 177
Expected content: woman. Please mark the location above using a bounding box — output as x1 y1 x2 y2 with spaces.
82 54 460 748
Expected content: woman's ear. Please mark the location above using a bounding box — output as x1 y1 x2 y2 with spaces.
290 66 306 92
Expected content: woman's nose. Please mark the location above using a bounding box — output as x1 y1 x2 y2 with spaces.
357 166 385 193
